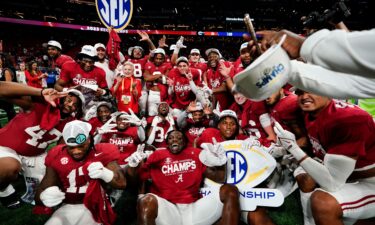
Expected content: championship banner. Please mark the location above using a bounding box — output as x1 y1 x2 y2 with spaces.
95 0 133 31
200 140 285 211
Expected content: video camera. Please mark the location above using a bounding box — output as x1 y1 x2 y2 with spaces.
302 0 351 28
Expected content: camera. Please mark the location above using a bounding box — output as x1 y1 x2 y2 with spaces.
302 0 351 28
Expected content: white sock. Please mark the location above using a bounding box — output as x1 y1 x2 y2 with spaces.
0 184 15 197
300 190 316 225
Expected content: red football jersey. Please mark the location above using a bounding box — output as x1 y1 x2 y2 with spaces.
305 100 375 169
229 103 245 126
144 61 172 101
189 61 207 75
196 128 247 147
45 143 119 203
0 103 72 156
184 118 211 147
127 56 149 78
139 147 206 204
54 54 74 69
147 116 174 148
101 127 140 165
241 100 269 139
267 94 303 132
205 61 234 110
88 117 104 135
168 67 201 109
59 61 108 88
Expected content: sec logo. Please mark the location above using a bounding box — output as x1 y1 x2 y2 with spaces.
226 151 248 184
221 140 276 188
95 0 133 31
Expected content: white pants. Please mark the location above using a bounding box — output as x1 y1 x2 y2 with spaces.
318 177 375 222
147 90 161 116
45 204 100 225
144 187 223 225
294 166 375 223
0 146 46 183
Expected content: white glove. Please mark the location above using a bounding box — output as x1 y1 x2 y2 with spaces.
122 109 144 127
175 36 186 50
40 186 65 207
241 136 261 151
87 162 114 183
97 116 117 134
273 122 306 161
199 138 227 167
265 143 287 158
151 116 163 127
125 144 147 167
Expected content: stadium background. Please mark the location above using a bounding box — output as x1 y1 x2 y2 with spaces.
0 0 374 224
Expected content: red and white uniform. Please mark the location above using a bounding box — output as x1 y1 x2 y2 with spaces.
196 128 247 147
144 61 172 101
229 103 245 126
101 127 141 165
303 100 375 220
267 93 303 132
168 67 201 109
0 102 73 157
53 54 74 69
240 100 269 139
189 61 207 76
206 61 234 110
183 118 211 147
147 116 174 149
45 143 119 204
88 117 104 135
305 100 375 169
127 56 149 79
140 147 206 204
59 61 108 88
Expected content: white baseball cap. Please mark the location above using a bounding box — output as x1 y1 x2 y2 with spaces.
176 56 189 65
94 43 106 51
128 46 144 56
77 45 98 60
151 48 166 56
219 109 238 121
205 48 222 58
240 42 249 52
47 40 62 51
190 48 200 55
63 120 92 146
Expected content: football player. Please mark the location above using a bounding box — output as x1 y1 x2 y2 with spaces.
143 48 172 116
176 101 217 147
146 102 176 149
126 130 240 225
167 56 202 115
55 45 108 97
0 89 85 208
203 48 234 110
35 120 125 225
275 89 375 225
47 40 73 70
